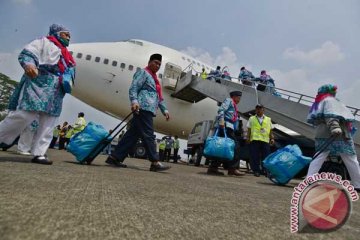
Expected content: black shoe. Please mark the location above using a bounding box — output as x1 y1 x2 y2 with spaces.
31 156 53 165
105 156 127 168
0 142 12 151
254 172 261 177
150 163 171 172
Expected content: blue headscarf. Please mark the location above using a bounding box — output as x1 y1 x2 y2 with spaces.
48 24 69 36
48 23 70 47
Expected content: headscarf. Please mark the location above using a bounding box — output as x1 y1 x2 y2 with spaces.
48 23 69 36
307 84 355 130
46 24 76 74
48 23 70 47
310 84 337 112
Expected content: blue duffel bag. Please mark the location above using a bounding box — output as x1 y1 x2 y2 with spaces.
263 144 312 185
67 122 109 162
203 128 235 161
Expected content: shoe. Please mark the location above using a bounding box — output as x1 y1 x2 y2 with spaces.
228 169 245 176
31 156 53 165
0 142 12 151
254 172 261 177
150 162 171 172
105 156 127 168
207 167 225 176
17 150 31 156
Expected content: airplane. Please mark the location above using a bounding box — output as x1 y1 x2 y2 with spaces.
69 39 220 138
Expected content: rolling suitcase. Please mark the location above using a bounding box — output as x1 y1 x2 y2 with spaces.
67 111 133 164
264 136 336 185
319 155 351 180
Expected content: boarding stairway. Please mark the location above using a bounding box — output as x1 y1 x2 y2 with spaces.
171 71 360 156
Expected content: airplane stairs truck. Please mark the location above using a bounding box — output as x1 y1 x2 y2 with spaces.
170 70 360 158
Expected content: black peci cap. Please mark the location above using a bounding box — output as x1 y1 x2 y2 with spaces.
149 53 162 62
230 91 242 97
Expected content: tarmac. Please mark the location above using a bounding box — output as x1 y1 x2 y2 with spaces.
0 148 359 240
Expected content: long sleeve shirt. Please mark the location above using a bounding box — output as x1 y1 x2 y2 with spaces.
129 69 168 116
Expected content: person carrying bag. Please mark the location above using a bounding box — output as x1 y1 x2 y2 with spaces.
205 91 244 176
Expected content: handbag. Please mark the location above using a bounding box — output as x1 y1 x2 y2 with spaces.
203 128 235 161
61 67 75 94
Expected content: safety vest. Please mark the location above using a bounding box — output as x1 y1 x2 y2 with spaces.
73 117 86 133
201 72 207 80
248 115 272 143
159 141 166 150
65 128 75 139
53 128 60 138
174 139 180 149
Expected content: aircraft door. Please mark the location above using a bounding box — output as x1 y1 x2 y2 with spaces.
162 62 182 90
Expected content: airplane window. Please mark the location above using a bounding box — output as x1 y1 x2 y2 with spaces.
182 56 185 60
192 60 196 64
158 73 163 79
128 65 134 71
103 59 109 64
69 51 73 55
76 53 82 59
136 67 141 72
120 63 125 69
134 41 143 46
112 61 117 67
86 55 91 61
95 57 100 62
197 62 200 66
187 59 191 62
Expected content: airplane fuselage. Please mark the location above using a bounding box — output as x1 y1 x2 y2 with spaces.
69 40 218 137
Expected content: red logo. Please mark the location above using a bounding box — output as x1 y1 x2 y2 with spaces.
301 182 351 231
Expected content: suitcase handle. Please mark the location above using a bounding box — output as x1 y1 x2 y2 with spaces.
312 135 337 160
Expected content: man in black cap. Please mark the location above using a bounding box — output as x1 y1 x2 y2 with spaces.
207 91 244 176
106 53 171 172
246 104 274 177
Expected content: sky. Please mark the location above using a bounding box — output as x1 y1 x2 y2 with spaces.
0 0 360 155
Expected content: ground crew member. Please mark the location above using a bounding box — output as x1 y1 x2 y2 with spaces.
200 68 207 80
173 135 180 163
159 138 166 161
73 112 86 134
247 104 274 177
64 125 75 148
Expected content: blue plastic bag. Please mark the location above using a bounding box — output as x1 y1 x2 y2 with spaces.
263 144 312 185
67 122 108 162
203 128 235 161
61 67 75 94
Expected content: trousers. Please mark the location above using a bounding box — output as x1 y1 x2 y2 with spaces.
0 110 57 156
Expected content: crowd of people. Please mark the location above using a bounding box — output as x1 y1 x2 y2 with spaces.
49 112 87 150
0 23 359 191
158 135 180 163
203 66 277 95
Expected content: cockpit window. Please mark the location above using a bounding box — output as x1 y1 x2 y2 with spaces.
126 39 143 46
